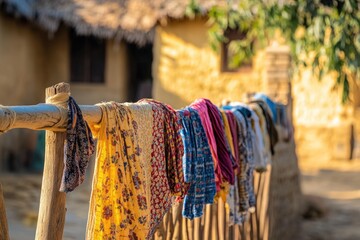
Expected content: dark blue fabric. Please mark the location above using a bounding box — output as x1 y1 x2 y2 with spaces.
178 107 216 219
253 93 278 123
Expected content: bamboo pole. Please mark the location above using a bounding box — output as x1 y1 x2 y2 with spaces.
217 198 225 240
35 83 69 240
203 204 212 240
186 218 194 240
165 209 173 240
182 216 189 240
0 104 102 132
193 217 201 240
172 204 182 240
211 203 218 240
259 168 271 240
0 183 9 240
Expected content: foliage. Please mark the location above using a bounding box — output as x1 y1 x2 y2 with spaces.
185 0 203 19
207 0 360 103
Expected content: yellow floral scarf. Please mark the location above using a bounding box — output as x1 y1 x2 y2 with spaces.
86 102 152 240
86 101 186 239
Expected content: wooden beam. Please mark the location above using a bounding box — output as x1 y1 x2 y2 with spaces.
35 83 69 240
0 183 9 240
0 104 102 132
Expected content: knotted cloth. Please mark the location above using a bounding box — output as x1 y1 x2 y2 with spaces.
60 96 95 192
0 106 16 134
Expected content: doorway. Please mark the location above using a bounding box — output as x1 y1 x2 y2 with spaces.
126 43 153 101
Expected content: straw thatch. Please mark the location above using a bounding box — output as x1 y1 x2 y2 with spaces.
1 0 223 45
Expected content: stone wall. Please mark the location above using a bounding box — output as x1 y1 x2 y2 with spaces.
153 18 266 108
292 68 355 162
152 17 357 164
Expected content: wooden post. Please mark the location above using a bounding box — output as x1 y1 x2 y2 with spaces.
35 83 70 240
203 204 212 240
181 216 189 240
0 183 9 240
211 203 218 240
193 217 201 240
217 198 225 240
172 204 182 240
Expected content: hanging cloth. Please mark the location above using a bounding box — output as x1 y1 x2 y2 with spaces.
60 96 95 192
191 99 235 188
87 100 186 240
223 104 256 208
137 99 187 235
178 107 216 219
86 102 151 240
251 100 279 155
189 99 222 191
249 103 271 167
225 111 240 170
220 110 238 171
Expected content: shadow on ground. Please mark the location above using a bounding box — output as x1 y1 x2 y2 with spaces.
300 169 360 240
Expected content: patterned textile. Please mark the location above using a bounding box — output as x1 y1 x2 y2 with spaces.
138 99 187 236
230 110 250 213
228 103 265 170
87 100 185 239
251 100 279 154
60 96 95 193
191 99 235 192
228 175 248 225
223 104 256 214
139 99 187 199
234 106 256 208
248 107 267 171
250 103 271 165
178 108 216 219
252 93 277 122
86 102 151 240
204 100 235 186
189 99 222 191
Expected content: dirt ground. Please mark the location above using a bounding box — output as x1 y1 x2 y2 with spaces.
1 161 360 240
0 174 91 240
300 161 360 240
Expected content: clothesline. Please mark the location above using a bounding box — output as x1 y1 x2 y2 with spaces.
0 83 291 240
77 97 283 239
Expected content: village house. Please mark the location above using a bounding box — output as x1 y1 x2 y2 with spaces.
0 0 358 171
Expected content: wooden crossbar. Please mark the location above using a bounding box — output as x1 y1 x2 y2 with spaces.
0 83 100 240
0 101 102 132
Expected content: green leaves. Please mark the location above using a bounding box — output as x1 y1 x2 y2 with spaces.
185 0 202 19
206 0 360 103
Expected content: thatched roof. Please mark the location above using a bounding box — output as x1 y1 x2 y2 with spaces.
1 0 221 45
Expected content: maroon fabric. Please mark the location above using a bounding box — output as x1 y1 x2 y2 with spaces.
226 111 239 172
190 99 223 191
203 99 235 185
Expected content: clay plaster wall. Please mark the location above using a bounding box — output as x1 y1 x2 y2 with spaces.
0 14 130 171
45 27 129 104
